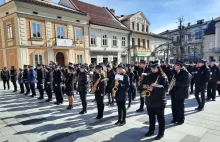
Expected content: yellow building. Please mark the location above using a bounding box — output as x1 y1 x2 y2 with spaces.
0 0 90 68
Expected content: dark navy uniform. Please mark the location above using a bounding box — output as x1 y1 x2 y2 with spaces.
189 65 198 94
126 67 135 109
195 60 210 111
106 68 115 105
44 67 53 102
23 65 30 95
65 72 74 96
1 68 10 90
36 66 45 99
114 69 129 126
53 67 64 105
207 64 220 100
94 71 105 119
10 67 17 92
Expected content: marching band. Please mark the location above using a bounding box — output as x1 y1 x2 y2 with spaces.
1 58 219 140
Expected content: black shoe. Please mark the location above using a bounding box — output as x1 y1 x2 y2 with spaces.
176 121 184 125
4 88 6 90
54 102 59 105
212 99 216 101
206 98 211 101
170 120 177 124
154 134 164 140
115 121 121 125
195 107 200 110
190 92 193 94
110 103 114 106
45 99 52 102
30 95 35 98
13 90 17 92
119 121 126 126
145 131 154 137
24 93 28 96
198 108 204 111
56 103 61 105
106 102 110 106
136 108 144 112
66 105 73 110
95 115 103 119
19 92 24 94
127 106 131 110
79 111 87 114
38 97 44 100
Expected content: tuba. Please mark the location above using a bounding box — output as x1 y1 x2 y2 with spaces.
141 76 159 98
112 79 119 97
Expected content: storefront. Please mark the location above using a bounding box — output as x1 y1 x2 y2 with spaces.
131 51 151 62
90 51 120 65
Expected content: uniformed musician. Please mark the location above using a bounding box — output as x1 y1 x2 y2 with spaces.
106 64 115 106
114 64 129 126
23 65 30 95
36 64 45 100
44 66 53 102
143 61 169 140
53 66 64 105
65 66 75 110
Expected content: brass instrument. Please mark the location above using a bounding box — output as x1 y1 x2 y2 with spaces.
167 75 176 94
141 76 159 97
138 69 145 87
91 74 101 93
112 79 119 97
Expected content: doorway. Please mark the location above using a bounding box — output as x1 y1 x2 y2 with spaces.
56 52 65 66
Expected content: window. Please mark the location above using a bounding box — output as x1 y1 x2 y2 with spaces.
90 33 96 45
132 38 135 46
137 23 139 31
143 39 146 48
31 22 42 38
122 37 126 47
195 30 204 39
7 23 12 39
132 22 134 30
177 36 180 42
142 24 145 32
188 34 192 41
146 26 149 32
147 40 150 48
77 54 83 64
56 26 64 39
33 54 44 67
75 28 83 44
209 56 214 61
113 36 117 47
138 38 140 47
102 34 108 46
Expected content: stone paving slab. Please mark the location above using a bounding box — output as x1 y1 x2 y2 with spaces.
1 81 220 141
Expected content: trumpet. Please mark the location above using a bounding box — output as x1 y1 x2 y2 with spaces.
112 79 119 97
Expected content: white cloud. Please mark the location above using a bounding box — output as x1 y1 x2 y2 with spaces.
152 23 178 34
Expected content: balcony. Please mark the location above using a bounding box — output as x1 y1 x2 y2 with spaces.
212 48 220 53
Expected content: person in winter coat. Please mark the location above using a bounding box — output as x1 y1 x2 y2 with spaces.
28 65 37 97
105 64 115 106
18 68 24 94
10 66 17 92
1 67 10 90
65 66 74 110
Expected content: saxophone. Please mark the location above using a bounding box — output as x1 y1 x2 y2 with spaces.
167 75 176 94
91 74 101 93
141 76 159 98
112 79 119 97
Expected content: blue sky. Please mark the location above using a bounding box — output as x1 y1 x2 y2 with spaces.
1 0 220 34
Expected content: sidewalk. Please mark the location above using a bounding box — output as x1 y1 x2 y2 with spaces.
1 81 220 142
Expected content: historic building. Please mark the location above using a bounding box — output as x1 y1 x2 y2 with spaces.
60 0 129 65
0 0 90 68
203 18 220 61
119 11 169 63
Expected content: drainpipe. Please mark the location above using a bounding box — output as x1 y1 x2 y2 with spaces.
128 31 132 64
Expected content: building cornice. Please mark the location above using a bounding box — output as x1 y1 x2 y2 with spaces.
90 24 130 34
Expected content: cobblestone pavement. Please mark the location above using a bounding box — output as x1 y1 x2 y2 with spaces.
1 81 220 142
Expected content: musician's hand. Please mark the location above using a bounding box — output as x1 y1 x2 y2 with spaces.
138 76 141 80
115 82 119 87
101 94 104 96
55 84 57 86
217 81 220 84
143 85 147 89
147 86 153 91
172 82 176 86
36 80 38 83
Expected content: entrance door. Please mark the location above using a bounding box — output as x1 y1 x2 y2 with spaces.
56 52 65 66
103 58 108 65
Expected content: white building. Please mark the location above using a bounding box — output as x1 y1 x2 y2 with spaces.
160 19 209 62
119 11 170 63
60 0 129 65
203 18 220 61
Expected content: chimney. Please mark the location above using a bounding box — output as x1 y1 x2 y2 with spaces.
197 19 204 24
121 15 124 17
109 8 115 15
187 22 191 27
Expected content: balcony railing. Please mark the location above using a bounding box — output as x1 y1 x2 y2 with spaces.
212 48 220 53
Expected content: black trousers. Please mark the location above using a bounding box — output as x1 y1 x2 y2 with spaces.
37 83 44 98
54 85 63 103
3 80 10 89
20 83 24 93
217 84 220 95
24 82 30 94
95 91 104 117
45 85 52 99
171 96 185 122
207 82 217 100
107 93 114 104
12 81 17 91
128 91 132 107
132 85 137 99
195 86 206 109
139 96 145 110
116 100 126 121
147 106 165 135
30 84 36 95
190 78 195 93
79 92 87 111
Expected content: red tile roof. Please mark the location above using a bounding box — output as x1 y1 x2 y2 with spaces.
12 0 87 15
69 0 128 30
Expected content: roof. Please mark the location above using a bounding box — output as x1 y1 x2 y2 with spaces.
118 13 136 21
69 0 128 30
205 20 216 35
12 0 87 15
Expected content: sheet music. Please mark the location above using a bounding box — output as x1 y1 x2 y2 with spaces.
115 74 124 81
